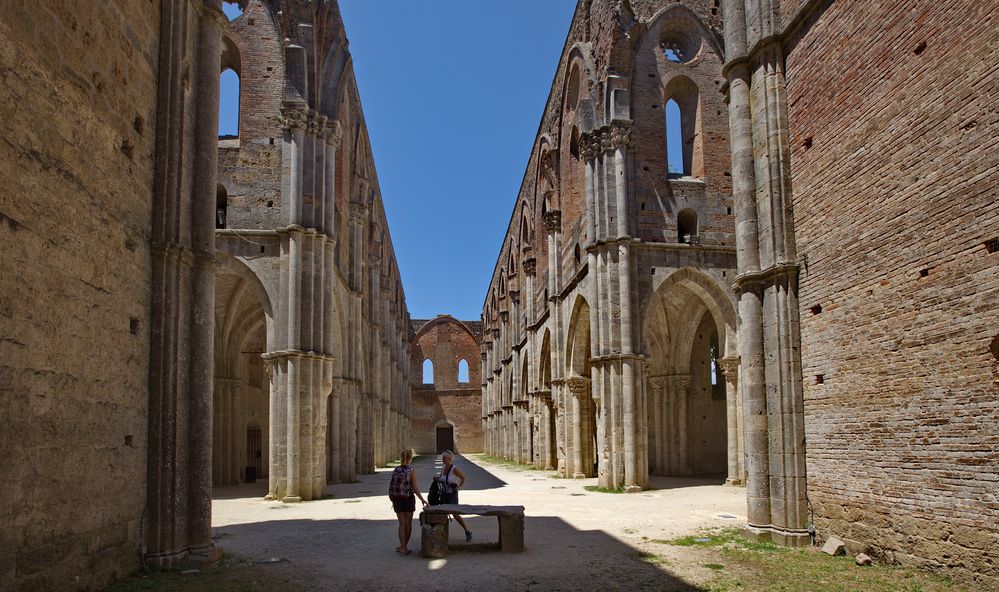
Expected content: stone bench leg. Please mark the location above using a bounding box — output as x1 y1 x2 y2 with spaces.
497 514 525 553
420 512 449 558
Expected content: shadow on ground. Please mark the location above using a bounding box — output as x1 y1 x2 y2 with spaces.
212 515 705 592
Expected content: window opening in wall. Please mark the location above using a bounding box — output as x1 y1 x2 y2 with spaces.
663 42 685 62
677 208 697 244
570 128 581 160
709 337 718 386
422 359 434 385
219 68 240 137
458 359 470 383
990 334 999 362
665 99 684 176
222 1 244 20
216 184 228 229
574 243 581 263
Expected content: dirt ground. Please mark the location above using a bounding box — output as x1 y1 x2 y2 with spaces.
207 454 746 591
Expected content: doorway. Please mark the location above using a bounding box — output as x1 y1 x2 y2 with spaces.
246 426 262 483
436 425 455 454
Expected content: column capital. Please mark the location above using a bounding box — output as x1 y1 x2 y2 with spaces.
566 375 591 398
717 356 741 384
349 202 369 225
325 119 343 148
609 121 633 149
544 210 562 233
580 131 602 161
279 103 309 132
666 373 692 390
307 111 326 136
509 290 520 304
648 375 667 393
523 258 537 276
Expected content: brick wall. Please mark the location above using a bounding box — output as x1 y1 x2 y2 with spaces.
787 0 999 584
0 2 160 589
410 317 484 454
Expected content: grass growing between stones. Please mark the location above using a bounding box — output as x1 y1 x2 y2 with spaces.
647 528 967 592
583 485 625 494
472 454 542 471
105 556 304 592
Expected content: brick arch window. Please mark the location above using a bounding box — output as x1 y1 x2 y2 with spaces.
221 0 244 20
422 359 434 385
458 359 470 384
219 35 241 138
677 208 698 244
663 76 701 178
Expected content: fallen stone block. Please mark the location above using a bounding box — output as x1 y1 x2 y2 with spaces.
821 535 846 556
855 553 873 566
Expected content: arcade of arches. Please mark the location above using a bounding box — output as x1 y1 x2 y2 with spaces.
1 0 997 591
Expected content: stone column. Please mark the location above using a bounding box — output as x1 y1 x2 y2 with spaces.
666 374 691 475
648 376 665 475
567 376 591 478
718 356 743 485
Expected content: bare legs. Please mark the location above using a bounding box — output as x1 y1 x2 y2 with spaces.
396 511 413 554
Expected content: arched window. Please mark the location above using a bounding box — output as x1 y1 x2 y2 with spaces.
219 68 240 137
570 127 581 160
677 208 697 244
216 184 228 229
422 359 434 385
222 1 244 20
458 359 469 384
521 215 531 247
665 99 683 176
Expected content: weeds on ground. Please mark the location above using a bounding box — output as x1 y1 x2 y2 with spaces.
106 555 304 592
649 528 968 592
583 485 625 494
473 454 541 471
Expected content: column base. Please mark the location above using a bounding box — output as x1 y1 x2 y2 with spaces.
282 496 302 504
624 485 642 493
572 473 587 479
264 494 276 501
743 524 811 548
725 478 744 486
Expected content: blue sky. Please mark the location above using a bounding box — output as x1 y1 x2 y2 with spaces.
219 2 681 321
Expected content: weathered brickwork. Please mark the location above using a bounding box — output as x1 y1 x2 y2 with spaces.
410 316 484 454
786 0 999 584
0 3 160 590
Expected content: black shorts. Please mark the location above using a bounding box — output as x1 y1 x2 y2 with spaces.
392 495 416 513
443 491 459 505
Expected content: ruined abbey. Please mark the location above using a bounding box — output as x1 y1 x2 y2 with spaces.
0 0 996 590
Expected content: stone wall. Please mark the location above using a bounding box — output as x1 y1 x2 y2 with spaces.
0 2 161 589
410 317 483 454
786 0 999 584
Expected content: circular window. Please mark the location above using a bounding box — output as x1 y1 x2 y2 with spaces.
661 32 697 64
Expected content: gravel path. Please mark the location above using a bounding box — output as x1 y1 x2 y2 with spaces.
211 455 746 591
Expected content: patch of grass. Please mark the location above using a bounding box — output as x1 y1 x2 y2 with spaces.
634 551 669 565
658 527 784 552
583 485 625 494
654 529 968 592
474 454 541 471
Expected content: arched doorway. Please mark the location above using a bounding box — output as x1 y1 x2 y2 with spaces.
565 296 596 478
642 268 741 483
435 420 456 454
213 254 273 488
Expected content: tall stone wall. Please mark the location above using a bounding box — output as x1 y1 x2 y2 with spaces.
0 2 161 589
410 317 484 454
785 0 999 584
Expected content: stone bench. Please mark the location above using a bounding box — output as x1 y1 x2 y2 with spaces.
419 504 525 557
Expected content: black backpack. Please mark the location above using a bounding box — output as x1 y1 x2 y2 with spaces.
428 478 445 506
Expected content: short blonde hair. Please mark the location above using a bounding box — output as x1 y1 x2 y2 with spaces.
441 450 454 461
400 449 413 463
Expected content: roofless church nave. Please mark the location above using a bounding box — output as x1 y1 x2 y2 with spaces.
1 0 997 591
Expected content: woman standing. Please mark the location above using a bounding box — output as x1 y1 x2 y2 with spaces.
389 449 427 556
435 450 472 541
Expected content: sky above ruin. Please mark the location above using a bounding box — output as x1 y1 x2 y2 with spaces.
220 2 577 320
